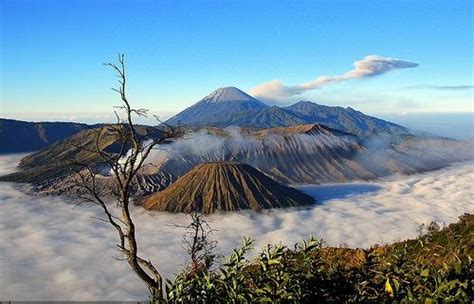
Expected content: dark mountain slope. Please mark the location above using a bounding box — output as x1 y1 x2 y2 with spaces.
223 106 307 128
0 118 89 153
284 101 408 136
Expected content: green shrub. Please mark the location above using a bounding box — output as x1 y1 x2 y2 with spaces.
165 213 473 303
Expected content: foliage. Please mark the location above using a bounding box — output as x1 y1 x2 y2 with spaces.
165 213 473 303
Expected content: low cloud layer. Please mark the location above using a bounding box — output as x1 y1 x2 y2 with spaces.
251 55 419 100
149 127 351 162
0 154 473 300
0 153 29 176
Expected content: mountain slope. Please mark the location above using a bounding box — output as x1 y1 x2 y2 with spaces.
223 106 307 128
7 123 471 197
1 124 163 184
149 125 369 186
141 162 314 213
0 119 89 153
284 101 408 136
165 87 268 126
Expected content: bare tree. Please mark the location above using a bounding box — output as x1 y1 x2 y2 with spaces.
180 211 218 274
69 54 181 302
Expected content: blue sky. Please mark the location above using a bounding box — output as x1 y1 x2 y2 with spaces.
1 0 473 123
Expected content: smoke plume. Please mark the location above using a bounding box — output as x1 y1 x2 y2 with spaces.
251 55 419 100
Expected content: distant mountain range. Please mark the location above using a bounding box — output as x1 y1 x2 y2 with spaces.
1 86 410 153
0 119 89 153
165 87 409 136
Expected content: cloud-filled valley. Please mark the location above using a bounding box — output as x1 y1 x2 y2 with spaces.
0 154 473 300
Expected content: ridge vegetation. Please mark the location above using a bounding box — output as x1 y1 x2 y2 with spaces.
166 213 473 303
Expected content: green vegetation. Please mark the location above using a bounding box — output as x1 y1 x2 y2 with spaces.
165 213 473 303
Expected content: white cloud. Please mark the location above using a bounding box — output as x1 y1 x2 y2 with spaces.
0 154 472 300
0 153 29 176
251 55 419 100
406 85 474 91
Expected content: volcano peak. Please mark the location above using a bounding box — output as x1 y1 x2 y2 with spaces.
141 162 314 213
204 86 260 103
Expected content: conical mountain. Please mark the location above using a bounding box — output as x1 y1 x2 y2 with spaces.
203 86 264 104
165 87 268 127
141 162 314 213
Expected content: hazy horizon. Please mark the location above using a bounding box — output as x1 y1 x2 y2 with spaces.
3 111 473 140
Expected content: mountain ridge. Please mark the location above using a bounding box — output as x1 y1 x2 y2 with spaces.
7 122 471 198
1 86 412 154
165 87 408 136
0 118 90 153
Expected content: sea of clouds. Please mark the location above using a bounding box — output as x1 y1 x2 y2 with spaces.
0 153 473 300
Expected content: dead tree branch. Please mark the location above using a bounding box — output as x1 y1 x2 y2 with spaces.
70 54 182 302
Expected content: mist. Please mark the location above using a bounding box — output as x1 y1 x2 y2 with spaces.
0 153 29 176
149 127 354 162
1 154 473 300
151 127 474 161
145 128 474 188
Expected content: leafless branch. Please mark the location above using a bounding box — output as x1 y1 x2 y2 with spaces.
68 54 182 302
